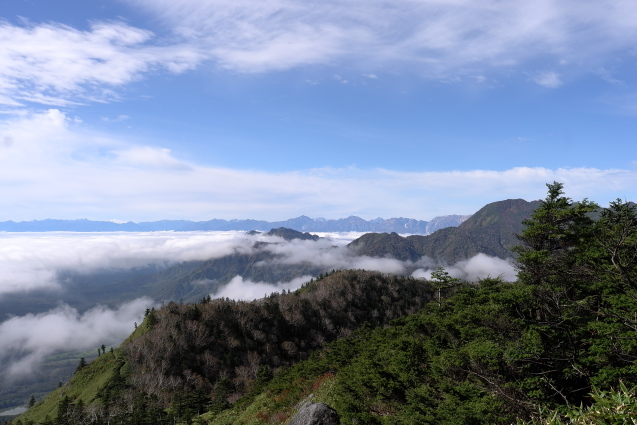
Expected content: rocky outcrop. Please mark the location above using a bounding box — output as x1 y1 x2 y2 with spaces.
288 401 339 425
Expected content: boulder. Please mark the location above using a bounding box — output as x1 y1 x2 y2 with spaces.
287 401 339 425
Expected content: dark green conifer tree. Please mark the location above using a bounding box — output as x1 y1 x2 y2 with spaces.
514 182 599 405
75 357 86 372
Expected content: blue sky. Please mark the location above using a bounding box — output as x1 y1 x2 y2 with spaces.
0 0 635 221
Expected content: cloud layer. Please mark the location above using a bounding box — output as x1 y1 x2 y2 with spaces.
0 230 261 297
0 230 517 299
259 236 518 282
0 110 634 222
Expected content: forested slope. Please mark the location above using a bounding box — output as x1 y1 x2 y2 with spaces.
15 271 433 424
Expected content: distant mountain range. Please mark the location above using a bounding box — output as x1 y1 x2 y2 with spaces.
0 214 470 234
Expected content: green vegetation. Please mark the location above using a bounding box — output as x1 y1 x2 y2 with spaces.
12 183 637 424
521 382 637 425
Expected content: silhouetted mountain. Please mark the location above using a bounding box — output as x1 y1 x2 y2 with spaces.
348 199 541 263
266 227 320 241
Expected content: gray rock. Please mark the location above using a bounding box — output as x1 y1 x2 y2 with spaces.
288 402 339 425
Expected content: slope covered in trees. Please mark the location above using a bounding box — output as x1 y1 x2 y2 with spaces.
15 271 433 424
13 184 637 424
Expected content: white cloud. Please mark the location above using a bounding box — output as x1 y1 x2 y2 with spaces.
0 21 203 106
101 115 131 123
0 109 635 222
0 298 153 378
333 74 349 84
0 230 395 299
0 228 517 301
532 71 563 88
112 146 192 169
0 1 633 106
259 236 516 279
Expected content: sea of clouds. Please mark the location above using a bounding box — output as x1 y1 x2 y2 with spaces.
0 230 516 380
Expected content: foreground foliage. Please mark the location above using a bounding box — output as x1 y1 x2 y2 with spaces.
521 383 637 425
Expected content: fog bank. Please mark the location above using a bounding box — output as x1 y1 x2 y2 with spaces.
0 231 316 297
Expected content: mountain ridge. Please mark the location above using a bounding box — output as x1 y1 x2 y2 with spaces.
0 214 470 234
348 198 542 263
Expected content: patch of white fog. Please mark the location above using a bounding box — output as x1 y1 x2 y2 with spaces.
259 237 407 274
0 406 27 416
213 275 314 301
310 231 370 244
411 253 517 282
0 297 154 379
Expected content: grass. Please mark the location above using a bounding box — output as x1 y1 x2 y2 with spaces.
202 372 340 425
16 350 122 424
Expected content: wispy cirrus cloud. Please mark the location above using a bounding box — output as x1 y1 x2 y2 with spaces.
0 109 635 221
0 21 203 107
1 0 636 108
532 71 563 88
128 0 637 84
